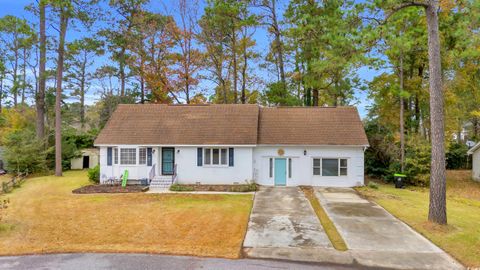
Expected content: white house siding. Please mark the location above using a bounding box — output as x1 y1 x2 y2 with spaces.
253 146 365 187
99 145 254 185
99 145 159 183
473 150 480 181
175 146 254 185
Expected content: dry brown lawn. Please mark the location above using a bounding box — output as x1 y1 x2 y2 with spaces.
0 174 12 185
0 171 253 258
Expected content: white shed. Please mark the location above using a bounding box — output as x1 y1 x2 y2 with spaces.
467 142 480 181
71 148 99 170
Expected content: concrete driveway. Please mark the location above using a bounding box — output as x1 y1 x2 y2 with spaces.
243 187 334 259
315 187 464 270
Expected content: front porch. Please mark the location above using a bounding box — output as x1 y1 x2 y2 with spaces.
100 146 177 188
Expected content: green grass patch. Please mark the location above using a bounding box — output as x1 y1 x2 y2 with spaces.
357 170 480 268
301 186 348 251
170 184 195 192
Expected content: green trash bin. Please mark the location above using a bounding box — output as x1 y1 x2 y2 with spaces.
394 173 406 188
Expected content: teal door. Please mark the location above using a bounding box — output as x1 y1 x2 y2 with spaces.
274 158 287 186
162 148 174 175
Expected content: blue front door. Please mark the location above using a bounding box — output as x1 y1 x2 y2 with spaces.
162 148 174 175
274 158 287 186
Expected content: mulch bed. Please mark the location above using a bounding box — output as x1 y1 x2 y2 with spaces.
72 185 149 194
179 184 256 192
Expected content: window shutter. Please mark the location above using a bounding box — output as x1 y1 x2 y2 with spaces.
197 148 203 166
147 148 152 166
107 147 112 166
228 148 234 167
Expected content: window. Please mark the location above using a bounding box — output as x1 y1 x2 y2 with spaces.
212 149 219 164
203 148 228 166
139 148 147 165
114 148 118 164
340 159 347 176
322 159 338 176
269 158 273 178
313 158 348 176
288 158 292 178
204 149 211 165
120 148 136 165
313 158 321 175
221 149 227 165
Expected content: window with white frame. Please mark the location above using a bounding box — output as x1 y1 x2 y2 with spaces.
313 158 348 176
114 148 118 164
120 148 136 165
204 148 227 165
139 148 147 165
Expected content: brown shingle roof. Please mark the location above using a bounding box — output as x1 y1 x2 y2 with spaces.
258 106 369 146
94 104 259 145
94 104 369 146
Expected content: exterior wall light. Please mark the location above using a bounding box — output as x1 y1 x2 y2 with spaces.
304 150 307 156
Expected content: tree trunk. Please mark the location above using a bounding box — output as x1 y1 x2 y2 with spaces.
22 46 27 105
0 72 3 112
36 0 46 140
185 75 190 104
140 76 145 104
425 0 447 225
232 23 238 104
270 0 286 90
80 79 85 128
13 47 18 107
399 53 405 173
55 10 69 177
241 28 248 104
120 46 126 96
241 47 247 104
80 53 87 128
312 89 319 106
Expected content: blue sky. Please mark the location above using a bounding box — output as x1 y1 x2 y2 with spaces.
0 0 383 118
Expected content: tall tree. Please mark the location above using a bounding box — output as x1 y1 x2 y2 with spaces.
0 15 35 107
199 0 257 104
50 0 96 176
65 37 104 128
172 0 203 104
256 0 286 90
370 0 447 224
53 1 69 176
424 0 446 225
285 0 363 106
103 0 149 97
36 0 47 140
126 11 178 103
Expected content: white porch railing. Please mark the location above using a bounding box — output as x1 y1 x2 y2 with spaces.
172 164 177 184
149 164 156 184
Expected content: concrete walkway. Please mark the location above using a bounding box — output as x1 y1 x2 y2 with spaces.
315 187 464 270
243 187 333 255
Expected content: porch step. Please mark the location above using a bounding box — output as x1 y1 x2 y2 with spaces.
150 175 173 189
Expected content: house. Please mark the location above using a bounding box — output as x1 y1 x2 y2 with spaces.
71 148 99 170
94 104 369 188
467 142 480 181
